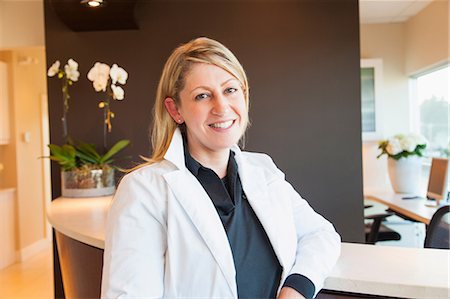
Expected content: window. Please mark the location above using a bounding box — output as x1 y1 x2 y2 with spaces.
361 59 383 141
412 65 449 158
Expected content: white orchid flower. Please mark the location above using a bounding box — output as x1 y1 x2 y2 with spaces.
110 64 128 85
92 79 107 92
47 60 60 77
87 62 110 92
66 68 80 82
64 59 80 82
67 58 78 70
111 84 125 100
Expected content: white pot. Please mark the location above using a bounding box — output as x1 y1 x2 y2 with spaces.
387 156 422 194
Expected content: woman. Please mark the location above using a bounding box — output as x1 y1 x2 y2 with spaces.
101 37 340 299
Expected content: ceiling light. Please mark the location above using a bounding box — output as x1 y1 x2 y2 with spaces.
80 0 105 8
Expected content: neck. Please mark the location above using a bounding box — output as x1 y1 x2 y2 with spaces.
188 146 229 179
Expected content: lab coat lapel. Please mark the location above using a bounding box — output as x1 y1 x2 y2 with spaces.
233 147 289 273
163 129 237 297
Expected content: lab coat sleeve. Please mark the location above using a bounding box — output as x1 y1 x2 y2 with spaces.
264 156 341 297
101 169 167 299
287 186 341 297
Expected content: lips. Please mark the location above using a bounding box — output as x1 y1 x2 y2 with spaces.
208 120 234 129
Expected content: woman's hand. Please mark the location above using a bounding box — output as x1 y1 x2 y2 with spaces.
278 287 306 299
278 286 306 299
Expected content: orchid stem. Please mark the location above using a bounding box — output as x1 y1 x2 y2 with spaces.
103 103 108 152
62 79 69 143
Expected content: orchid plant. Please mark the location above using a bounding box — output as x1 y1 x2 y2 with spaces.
377 133 427 160
87 62 128 150
47 59 80 142
45 59 130 174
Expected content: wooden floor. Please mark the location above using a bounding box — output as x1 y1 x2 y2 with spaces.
0 244 54 299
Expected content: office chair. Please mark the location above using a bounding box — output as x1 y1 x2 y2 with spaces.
364 205 401 244
424 205 450 249
365 212 401 244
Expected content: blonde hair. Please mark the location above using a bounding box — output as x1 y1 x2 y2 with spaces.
142 37 250 166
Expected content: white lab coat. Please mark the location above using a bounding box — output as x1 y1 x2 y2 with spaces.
101 128 341 299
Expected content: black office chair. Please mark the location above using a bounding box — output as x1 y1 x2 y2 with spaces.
424 205 450 249
364 205 401 244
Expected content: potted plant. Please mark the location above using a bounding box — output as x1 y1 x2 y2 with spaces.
47 59 130 197
377 133 427 193
48 140 129 197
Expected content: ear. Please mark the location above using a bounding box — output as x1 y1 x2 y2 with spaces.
164 97 184 124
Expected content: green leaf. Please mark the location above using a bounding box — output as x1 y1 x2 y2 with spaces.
75 151 99 164
75 142 101 160
100 140 130 164
48 144 64 157
62 144 76 157
47 144 77 171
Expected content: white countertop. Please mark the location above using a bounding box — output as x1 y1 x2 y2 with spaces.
47 196 450 299
47 196 112 249
326 243 449 298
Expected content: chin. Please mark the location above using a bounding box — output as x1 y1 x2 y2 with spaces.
210 138 239 151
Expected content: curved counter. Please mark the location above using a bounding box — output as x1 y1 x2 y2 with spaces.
47 196 112 249
48 196 450 299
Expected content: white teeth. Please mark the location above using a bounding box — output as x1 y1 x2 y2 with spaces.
209 120 233 129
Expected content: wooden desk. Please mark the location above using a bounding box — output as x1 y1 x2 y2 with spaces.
364 191 446 225
47 196 450 299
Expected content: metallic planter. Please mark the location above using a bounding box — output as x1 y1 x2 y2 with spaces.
61 167 115 197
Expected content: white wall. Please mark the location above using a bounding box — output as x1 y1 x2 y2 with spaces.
0 48 49 258
0 1 49 260
405 0 450 75
360 23 411 138
0 0 45 50
360 0 449 193
360 23 410 192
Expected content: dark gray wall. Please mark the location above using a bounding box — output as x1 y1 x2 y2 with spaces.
45 0 364 296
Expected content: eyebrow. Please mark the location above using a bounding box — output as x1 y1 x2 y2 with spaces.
189 78 239 95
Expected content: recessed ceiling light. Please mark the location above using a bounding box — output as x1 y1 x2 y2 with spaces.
80 0 105 8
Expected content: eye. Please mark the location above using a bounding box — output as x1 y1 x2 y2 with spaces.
195 93 210 101
225 87 238 94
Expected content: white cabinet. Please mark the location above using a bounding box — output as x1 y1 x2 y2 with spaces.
0 61 10 144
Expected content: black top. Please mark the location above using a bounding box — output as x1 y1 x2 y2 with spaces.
183 141 315 299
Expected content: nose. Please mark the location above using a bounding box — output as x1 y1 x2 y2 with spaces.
211 94 230 116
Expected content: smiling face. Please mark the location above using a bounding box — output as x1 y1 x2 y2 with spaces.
165 63 248 159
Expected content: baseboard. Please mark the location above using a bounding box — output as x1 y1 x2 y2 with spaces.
18 238 51 261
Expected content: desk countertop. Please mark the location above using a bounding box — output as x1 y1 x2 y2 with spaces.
47 196 450 299
365 190 444 224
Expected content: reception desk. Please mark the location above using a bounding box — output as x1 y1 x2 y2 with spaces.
47 196 450 299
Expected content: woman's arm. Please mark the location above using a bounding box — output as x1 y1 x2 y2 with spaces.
258 153 340 298
285 180 341 298
278 286 306 299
